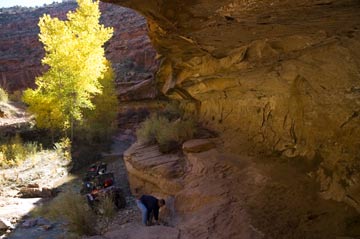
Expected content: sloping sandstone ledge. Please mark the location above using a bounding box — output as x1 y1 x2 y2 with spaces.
122 140 360 238
123 142 185 196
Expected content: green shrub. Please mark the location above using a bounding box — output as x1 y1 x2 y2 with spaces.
0 88 8 102
136 114 169 144
136 101 197 153
159 101 184 120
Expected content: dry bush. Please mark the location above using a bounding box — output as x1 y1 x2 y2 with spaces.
97 195 117 234
159 101 184 120
33 192 121 236
136 101 197 153
53 137 71 161
33 192 97 236
9 90 22 102
98 195 117 218
136 114 159 144
0 88 8 102
0 134 41 168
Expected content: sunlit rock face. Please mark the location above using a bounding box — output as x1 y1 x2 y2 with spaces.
0 2 158 93
103 0 360 209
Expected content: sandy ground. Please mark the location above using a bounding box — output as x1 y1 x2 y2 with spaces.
0 151 70 223
2 127 360 239
1 129 136 239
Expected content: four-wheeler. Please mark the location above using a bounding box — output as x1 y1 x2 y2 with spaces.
81 162 126 211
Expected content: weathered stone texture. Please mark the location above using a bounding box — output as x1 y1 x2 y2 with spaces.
104 0 360 208
123 142 184 196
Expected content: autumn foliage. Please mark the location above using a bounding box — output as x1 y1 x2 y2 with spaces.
23 0 113 138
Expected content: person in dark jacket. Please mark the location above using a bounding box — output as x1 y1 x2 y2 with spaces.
136 195 165 226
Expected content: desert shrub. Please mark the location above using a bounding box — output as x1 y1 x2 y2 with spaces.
0 134 41 168
136 114 167 144
157 118 196 153
23 141 42 155
0 88 8 102
9 90 22 102
35 192 97 236
98 195 117 218
97 195 117 234
136 101 197 153
33 192 120 236
53 137 71 161
159 101 184 120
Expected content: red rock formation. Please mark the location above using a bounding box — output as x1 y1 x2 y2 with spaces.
103 0 360 210
0 2 158 95
121 140 360 239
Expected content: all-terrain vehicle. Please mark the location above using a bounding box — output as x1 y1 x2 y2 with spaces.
81 162 126 210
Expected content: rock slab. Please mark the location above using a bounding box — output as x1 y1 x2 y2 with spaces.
182 139 215 153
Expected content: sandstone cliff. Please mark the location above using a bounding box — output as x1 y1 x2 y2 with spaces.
119 139 360 239
103 0 360 210
0 1 158 98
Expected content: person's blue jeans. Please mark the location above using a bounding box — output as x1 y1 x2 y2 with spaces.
136 199 148 225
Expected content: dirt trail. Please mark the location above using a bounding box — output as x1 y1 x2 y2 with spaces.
3 130 136 239
84 131 181 239
4 129 359 239
1 152 74 239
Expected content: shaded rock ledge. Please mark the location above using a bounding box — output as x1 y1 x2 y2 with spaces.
123 139 265 238
121 139 360 239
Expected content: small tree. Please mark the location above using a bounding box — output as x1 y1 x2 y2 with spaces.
23 0 113 140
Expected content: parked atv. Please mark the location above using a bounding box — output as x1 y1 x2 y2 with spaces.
81 162 109 194
81 163 126 210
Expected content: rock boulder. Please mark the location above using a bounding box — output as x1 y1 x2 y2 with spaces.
123 142 184 196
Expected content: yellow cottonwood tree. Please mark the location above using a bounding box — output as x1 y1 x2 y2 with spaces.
23 0 113 139
77 61 119 142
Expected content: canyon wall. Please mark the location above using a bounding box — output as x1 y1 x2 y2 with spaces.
0 1 158 95
103 0 360 209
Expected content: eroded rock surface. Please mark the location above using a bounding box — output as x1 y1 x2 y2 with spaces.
123 142 184 196
182 138 215 153
103 0 360 209
121 140 360 238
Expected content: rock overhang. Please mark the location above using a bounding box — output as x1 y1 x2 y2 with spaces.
103 0 360 210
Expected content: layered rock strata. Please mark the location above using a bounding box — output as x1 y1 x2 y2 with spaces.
123 142 185 196
122 139 360 238
104 0 360 209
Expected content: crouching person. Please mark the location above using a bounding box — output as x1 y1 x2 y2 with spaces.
136 194 166 226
